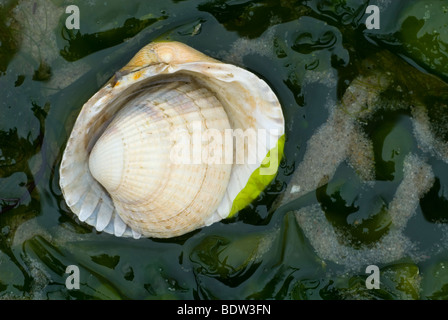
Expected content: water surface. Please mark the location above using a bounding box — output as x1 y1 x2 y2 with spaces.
1 0 448 300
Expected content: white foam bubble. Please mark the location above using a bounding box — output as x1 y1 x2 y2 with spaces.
12 0 90 90
284 107 354 199
275 63 448 271
26 256 52 300
388 153 435 229
303 69 338 89
295 204 415 270
295 153 435 271
347 126 375 181
411 105 448 164
218 27 277 66
279 74 387 205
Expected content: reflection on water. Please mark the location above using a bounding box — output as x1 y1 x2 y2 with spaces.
60 16 167 62
1 0 448 300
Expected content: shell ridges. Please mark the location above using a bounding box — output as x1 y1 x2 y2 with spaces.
59 41 285 239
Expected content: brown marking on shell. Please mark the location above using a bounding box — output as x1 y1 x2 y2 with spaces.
121 41 220 73
133 71 142 81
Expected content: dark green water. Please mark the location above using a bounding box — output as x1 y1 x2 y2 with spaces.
1 0 448 300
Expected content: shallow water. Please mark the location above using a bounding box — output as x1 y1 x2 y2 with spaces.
1 0 448 300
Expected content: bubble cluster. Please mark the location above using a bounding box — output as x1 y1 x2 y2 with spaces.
280 73 388 204
11 0 90 90
0 255 51 300
276 61 448 270
217 27 277 66
25 256 52 300
412 105 448 163
295 153 434 271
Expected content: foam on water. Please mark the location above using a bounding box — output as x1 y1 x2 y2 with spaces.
295 153 435 271
272 63 448 270
0 254 51 300
218 27 277 66
347 127 375 181
389 154 435 228
283 107 355 201
296 204 415 269
412 105 448 164
12 0 90 90
280 74 388 205
25 256 52 300
302 69 339 90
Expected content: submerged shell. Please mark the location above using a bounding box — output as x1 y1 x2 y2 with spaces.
60 41 284 239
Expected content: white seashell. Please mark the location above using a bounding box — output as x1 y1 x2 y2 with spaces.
59 41 285 239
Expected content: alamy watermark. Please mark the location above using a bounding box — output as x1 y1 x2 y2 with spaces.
64 4 380 31
65 265 80 290
65 263 381 291
65 5 80 30
169 121 281 176
365 5 380 30
365 265 380 289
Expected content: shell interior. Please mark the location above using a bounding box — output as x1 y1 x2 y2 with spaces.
59 42 285 239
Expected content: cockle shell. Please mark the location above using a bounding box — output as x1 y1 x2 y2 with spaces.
59 41 285 239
